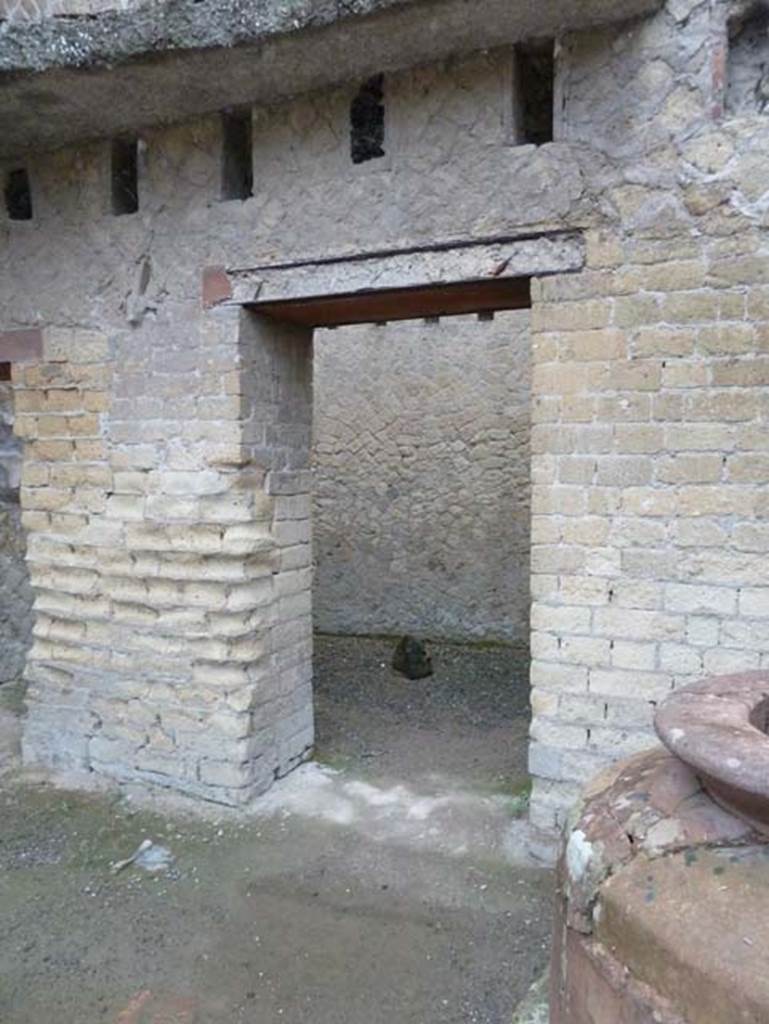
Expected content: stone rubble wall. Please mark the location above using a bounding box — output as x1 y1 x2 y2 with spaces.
4 6 769 838
312 312 531 644
0 380 33 682
0 0 144 22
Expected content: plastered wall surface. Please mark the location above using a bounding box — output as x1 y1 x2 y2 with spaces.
4 1 769 842
0 382 33 682
312 312 531 644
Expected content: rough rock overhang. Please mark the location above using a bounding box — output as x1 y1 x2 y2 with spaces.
0 0 664 161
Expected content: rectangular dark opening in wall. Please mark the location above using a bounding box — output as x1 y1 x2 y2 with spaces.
0 363 11 382
221 109 254 201
516 40 555 145
4 168 33 221
111 138 139 215
351 74 385 164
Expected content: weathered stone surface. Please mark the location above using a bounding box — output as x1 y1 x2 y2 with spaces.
511 970 549 1024
313 313 531 643
598 844 769 1024
0 0 663 158
229 234 584 305
3 0 769 832
557 745 753 936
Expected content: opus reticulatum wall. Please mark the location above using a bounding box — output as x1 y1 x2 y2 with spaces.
312 311 532 645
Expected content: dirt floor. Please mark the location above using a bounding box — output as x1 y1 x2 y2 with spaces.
0 636 552 1024
313 635 532 794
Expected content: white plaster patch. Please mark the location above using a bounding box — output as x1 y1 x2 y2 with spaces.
565 829 593 884
248 762 526 861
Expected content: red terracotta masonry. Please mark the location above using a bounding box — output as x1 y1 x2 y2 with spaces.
551 674 769 1024
0 329 44 363
201 266 233 309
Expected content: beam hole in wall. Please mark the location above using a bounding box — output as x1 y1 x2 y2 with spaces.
4 168 33 221
221 108 254 201
350 74 386 164
0 363 11 382
111 138 139 216
515 40 555 145
726 2 769 115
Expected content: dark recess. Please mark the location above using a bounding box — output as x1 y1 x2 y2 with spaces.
0 363 11 382
516 41 555 145
4 169 33 221
351 74 386 164
726 2 769 114
221 109 254 201
111 138 139 215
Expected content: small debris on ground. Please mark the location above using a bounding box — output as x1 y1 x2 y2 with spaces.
111 839 174 875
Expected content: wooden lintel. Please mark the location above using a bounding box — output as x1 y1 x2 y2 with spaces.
248 277 531 328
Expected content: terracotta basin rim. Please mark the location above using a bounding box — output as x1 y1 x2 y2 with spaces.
655 671 769 833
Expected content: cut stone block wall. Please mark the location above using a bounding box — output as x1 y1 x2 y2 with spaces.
0 379 33 682
528 221 769 834
16 314 313 803
527 0 769 836
312 311 531 644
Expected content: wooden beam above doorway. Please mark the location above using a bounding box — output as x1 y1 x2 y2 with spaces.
251 276 531 328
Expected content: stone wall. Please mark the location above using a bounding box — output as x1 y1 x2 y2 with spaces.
0 0 144 22
526 2 769 841
312 312 531 644
4 2 769 839
0 44 572 805
0 378 33 682
14 314 314 801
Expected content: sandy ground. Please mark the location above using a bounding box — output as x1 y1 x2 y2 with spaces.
0 637 552 1024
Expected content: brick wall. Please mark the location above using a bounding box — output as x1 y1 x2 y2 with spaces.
15 314 315 803
528 224 769 834
522 0 769 842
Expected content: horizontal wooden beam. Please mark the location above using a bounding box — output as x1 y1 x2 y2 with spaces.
250 277 531 328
